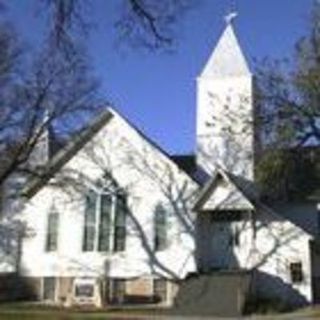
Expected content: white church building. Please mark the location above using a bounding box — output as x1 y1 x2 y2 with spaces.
1 20 320 315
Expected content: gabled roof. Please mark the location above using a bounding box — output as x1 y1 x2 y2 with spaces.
23 107 200 199
193 168 316 239
194 168 257 212
200 23 251 78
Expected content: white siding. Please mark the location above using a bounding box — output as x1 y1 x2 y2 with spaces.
20 113 199 281
198 208 312 303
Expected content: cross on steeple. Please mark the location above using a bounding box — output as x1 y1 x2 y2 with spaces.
224 0 238 25
224 11 238 25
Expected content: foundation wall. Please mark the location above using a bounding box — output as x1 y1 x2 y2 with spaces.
0 275 41 301
0 275 179 307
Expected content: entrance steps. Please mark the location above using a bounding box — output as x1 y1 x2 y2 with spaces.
172 270 252 317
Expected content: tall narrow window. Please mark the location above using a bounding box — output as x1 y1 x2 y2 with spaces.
98 194 112 252
83 191 97 251
154 205 167 251
45 210 59 252
114 194 127 252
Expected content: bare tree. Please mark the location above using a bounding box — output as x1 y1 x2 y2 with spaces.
0 27 104 200
0 0 199 194
40 0 198 52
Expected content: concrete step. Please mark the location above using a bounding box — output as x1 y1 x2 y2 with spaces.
171 271 252 317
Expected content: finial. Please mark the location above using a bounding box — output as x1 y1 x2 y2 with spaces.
224 11 238 25
224 0 238 24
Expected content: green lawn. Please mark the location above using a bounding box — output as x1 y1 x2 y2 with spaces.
1 303 320 319
0 303 156 320
0 311 148 320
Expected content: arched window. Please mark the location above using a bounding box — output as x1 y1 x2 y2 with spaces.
83 174 127 252
154 205 167 252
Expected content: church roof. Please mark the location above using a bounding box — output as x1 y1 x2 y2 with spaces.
268 202 319 237
200 23 251 78
23 108 201 199
194 169 256 212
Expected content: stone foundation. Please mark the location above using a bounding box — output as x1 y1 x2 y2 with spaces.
126 278 152 296
0 275 179 307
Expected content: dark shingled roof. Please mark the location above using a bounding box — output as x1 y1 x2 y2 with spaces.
170 154 196 176
170 154 208 185
268 201 319 237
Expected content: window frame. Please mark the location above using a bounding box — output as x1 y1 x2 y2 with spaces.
154 205 167 252
73 278 97 304
290 262 304 284
113 194 127 252
74 283 94 298
97 193 112 252
82 190 97 252
45 209 59 252
82 186 127 253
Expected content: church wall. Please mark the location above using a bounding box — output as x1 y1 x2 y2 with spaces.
237 209 313 305
232 209 312 304
197 205 312 305
19 113 199 294
253 210 312 305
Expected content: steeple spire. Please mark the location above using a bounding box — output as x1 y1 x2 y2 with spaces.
200 16 251 78
196 16 255 180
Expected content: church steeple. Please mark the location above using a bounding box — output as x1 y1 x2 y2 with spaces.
196 19 255 181
200 21 251 78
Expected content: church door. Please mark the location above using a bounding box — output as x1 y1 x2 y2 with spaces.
209 222 236 270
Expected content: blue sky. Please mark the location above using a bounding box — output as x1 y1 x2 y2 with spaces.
7 0 315 154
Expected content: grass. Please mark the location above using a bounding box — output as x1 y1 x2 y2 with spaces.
0 303 161 320
3 302 320 319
